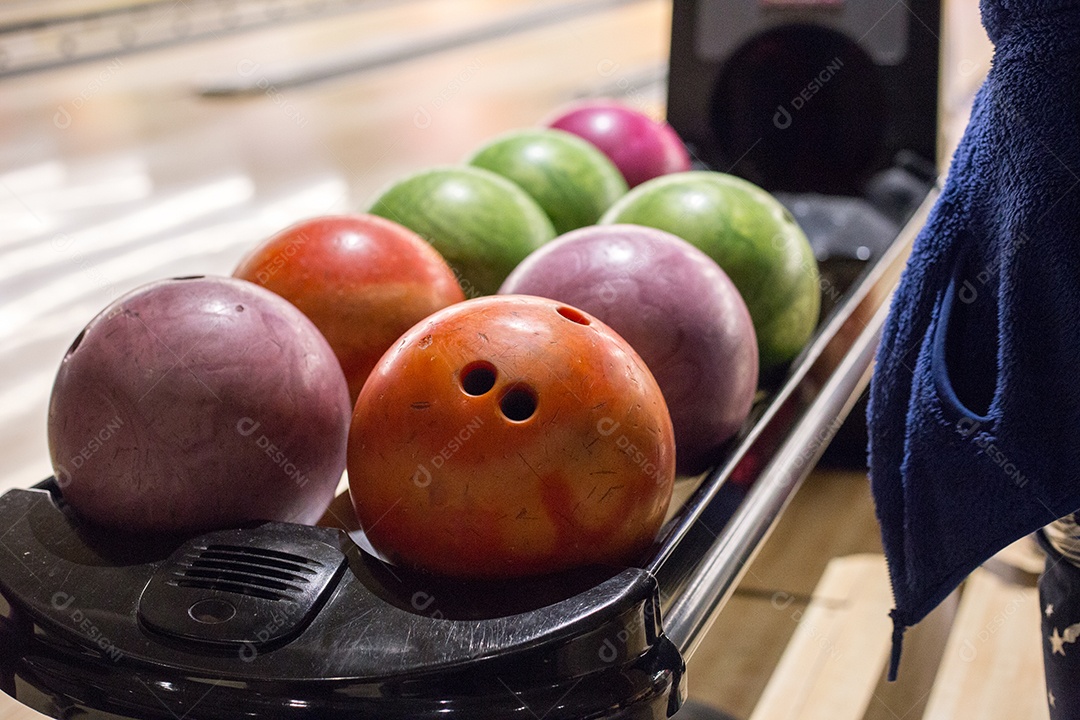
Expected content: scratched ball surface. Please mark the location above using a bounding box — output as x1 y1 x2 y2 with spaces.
47 276 352 534
347 295 675 578
501 224 758 474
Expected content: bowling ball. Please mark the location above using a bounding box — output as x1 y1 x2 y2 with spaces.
545 100 691 188
367 166 555 296
501 225 758 475
601 171 820 371
234 214 465 403
347 295 675 579
466 128 628 234
47 276 352 534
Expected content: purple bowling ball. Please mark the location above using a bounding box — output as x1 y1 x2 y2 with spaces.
500 225 758 474
47 276 352 534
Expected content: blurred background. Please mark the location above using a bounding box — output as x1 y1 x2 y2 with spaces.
0 1 1002 719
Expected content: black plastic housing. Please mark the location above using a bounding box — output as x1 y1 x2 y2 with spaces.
668 0 940 196
0 482 684 719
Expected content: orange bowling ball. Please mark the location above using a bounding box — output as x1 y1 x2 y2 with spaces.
347 295 675 578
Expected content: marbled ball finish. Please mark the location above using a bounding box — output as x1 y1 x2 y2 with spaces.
500 224 758 474
47 276 352 533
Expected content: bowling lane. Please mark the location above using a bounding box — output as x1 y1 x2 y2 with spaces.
0 0 670 493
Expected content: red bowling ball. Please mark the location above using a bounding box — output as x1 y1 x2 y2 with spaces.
234 214 465 404
501 225 758 474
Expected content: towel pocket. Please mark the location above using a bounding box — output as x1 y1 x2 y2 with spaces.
931 249 1001 431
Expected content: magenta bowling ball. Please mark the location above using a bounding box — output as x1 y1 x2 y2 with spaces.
47 276 352 534
500 225 758 474
545 101 691 188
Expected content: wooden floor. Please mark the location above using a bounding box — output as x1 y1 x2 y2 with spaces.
688 468 889 717
0 1 1015 718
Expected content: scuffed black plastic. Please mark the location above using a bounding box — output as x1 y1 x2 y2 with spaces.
0 482 684 719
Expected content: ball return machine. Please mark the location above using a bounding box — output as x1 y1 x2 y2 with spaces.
0 1 940 716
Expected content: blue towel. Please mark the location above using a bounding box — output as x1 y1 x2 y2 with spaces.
868 0 1080 680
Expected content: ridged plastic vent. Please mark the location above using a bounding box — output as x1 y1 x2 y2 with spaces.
138 525 347 649
169 544 323 602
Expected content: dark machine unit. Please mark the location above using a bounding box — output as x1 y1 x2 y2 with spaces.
668 0 939 196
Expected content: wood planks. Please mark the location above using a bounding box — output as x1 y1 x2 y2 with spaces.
746 553 1049 720
748 554 895 720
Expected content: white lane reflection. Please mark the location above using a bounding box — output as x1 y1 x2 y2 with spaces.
0 158 155 245
29 172 153 215
0 175 255 293
0 214 255 343
0 368 56 428
0 161 68 241
255 177 348 228
0 175 344 348
0 161 67 196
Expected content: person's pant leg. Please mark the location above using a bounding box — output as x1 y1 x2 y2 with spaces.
1038 529 1080 717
